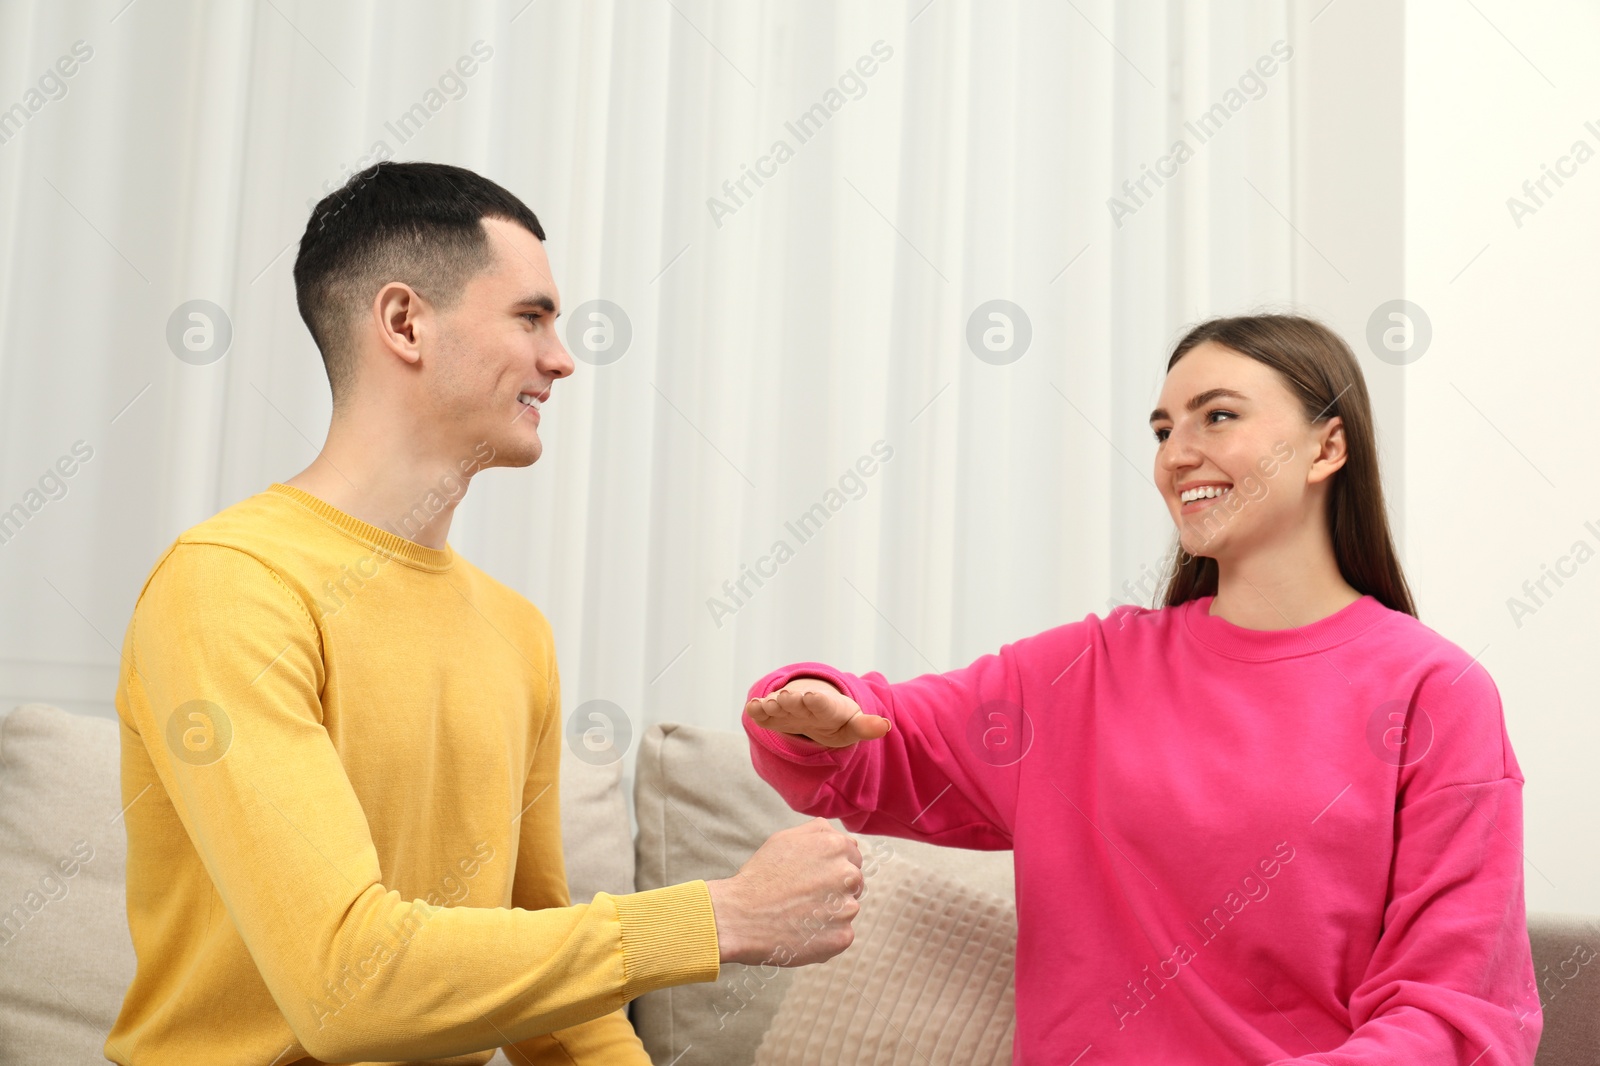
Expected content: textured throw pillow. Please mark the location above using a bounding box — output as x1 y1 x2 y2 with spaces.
631 722 1015 1066
754 851 1016 1066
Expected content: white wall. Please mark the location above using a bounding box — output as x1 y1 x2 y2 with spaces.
1404 0 1599 914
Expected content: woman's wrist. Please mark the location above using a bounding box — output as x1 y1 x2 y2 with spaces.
777 675 844 699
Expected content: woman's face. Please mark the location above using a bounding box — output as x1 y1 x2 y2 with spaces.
1149 341 1343 561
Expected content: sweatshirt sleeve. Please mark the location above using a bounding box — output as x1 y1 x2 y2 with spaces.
1267 779 1540 1065
124 543 718 1064
1267 666 1542 1065
742 642 1036 849
499 658 653 1065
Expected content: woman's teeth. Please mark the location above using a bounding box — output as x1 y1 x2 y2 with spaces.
1180 485 1231 503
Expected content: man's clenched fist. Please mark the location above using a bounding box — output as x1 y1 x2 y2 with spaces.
705 818 865 966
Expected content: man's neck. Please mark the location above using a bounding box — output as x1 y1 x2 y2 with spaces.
283 421 481 550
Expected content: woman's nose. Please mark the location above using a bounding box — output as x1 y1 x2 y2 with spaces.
1158 424 1197 469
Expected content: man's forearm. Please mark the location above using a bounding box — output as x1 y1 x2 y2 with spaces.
501 1007 650 1065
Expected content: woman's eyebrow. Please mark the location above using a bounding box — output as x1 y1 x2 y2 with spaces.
1149 388 1249 424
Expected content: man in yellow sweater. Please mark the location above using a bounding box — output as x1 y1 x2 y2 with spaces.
107 162 865 1064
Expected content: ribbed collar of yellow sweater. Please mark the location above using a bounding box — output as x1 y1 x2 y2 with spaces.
267 482 455 573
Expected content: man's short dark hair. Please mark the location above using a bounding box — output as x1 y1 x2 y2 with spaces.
292 161 546 408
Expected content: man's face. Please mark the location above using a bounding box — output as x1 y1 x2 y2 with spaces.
426 216 573 470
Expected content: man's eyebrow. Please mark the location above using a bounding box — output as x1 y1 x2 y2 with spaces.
1148 387 1249 424
515 295 558 315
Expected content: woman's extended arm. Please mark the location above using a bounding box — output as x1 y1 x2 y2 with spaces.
742 638 1048 850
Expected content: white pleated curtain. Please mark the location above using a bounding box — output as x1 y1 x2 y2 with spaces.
0 1 1297 768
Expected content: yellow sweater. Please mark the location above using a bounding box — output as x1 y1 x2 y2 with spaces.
107 483 720 1065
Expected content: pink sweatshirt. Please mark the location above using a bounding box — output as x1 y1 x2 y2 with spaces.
745 594 1542 1064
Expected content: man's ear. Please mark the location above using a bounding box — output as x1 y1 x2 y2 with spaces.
1307 416 1348 485
372 282 426 368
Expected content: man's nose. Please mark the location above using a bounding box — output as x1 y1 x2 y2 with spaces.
543 333 575 380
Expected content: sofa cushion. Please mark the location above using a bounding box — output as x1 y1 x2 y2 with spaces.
754 851 1015 1064
559 744 634 903
0 703 137 1063
631 722 1014 1066
0 704 634 1063
1528 912 1600 1065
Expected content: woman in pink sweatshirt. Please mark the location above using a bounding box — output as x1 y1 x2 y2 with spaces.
742 315 1542 1064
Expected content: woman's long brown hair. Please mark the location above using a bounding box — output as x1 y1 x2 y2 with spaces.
1158 314 1417 618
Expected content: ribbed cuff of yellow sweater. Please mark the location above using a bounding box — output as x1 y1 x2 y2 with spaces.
608 879 722 997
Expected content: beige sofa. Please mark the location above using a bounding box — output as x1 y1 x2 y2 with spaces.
1 703 1594 1064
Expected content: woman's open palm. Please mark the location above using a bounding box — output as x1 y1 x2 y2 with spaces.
744 681 891 748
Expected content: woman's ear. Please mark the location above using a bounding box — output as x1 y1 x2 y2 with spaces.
1307 416 1348 485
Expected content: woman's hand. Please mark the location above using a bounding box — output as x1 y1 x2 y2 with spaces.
744 677 891 748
